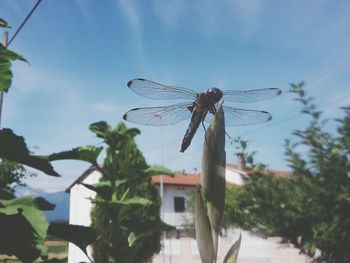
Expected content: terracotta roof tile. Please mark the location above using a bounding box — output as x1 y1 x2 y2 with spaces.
152 173 200 186
226 163 291 178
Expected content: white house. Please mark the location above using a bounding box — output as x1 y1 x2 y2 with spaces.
66 165 311 263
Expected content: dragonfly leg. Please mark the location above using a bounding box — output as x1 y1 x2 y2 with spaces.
201 121 207 134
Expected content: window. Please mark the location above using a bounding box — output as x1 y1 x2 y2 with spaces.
174 197 185 212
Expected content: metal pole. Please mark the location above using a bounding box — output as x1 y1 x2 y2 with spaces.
0 32 9 129
160 126 166 262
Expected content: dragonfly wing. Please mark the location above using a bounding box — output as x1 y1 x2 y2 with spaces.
123 102 193 126
127 78 198 100
222 88 281 103
221 106 272 126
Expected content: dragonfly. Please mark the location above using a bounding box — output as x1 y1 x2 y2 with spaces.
123 78 281 152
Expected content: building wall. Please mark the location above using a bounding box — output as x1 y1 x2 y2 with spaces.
160 184 193 228
67 170 101 263
67 167 243 262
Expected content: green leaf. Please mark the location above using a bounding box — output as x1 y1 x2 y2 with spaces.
223 232 242 263
0 212 46 262
128 232 137 246
47 223 96 258
201 104 226 257
81 181 119 200
0 128 60 176
0 43 27 92
0 196 49 237
48 145 103 164
92 196 152 207
201 104 226 201
0 196 49 261
194 186 215 263
0 43 27 62
127 220 174 246
106 244 143 263
34 197 55 211
0 18 11 28
89 121 112 140
145 165 174 176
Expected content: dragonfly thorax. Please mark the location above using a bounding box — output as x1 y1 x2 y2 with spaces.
206 87 223 104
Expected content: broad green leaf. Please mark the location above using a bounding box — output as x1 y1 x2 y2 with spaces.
93 196 152 224
223 232 242 263
0 43 27 62
47 223 96 258
0 196 49 237
0 212 46 262
0 18 11 28
145 165 174 176
0 128 60 176
127 220 174 246
0 43 27 92
81 181 121 200
0 196 49 261
48 145 103 164
194 186 215 263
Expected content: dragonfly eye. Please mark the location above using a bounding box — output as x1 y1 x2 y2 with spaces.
207 87 223 102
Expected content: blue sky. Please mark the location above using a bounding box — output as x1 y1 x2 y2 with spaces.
2 0 350 192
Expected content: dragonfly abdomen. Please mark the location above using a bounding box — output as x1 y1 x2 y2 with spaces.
180 110 207 152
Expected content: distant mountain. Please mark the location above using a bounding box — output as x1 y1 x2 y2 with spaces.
15 185 69 222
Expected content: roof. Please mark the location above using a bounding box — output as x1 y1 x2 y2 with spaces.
226 164 290 178
65 165 98 193
153 173 200 187
66 164 291 192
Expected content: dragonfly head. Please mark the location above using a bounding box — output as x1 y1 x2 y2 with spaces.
207 87 223 103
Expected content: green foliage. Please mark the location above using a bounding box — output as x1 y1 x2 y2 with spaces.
0 34 27 92
0 18 11 28
144 165 175 176
0 196 49 262
195 104 241 262
0 129 60 176
47 223 96 260
0 158 35 194
225 82 350 262
194 186 215 263
89 121 173 262
0 21 100 261
48 146 103 165
223 232 241 263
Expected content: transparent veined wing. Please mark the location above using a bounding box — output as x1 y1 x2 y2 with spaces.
204 106 272 126
222 88 281 103
127 78 198 100
123 102 193 126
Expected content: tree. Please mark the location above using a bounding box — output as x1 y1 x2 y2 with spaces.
89 121 172 263
225 82 350 262
0 159 35 193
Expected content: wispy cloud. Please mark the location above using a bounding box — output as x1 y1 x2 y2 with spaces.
74 0 97 31
151 0 187 29
151 0 264 39
115 0 143 57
